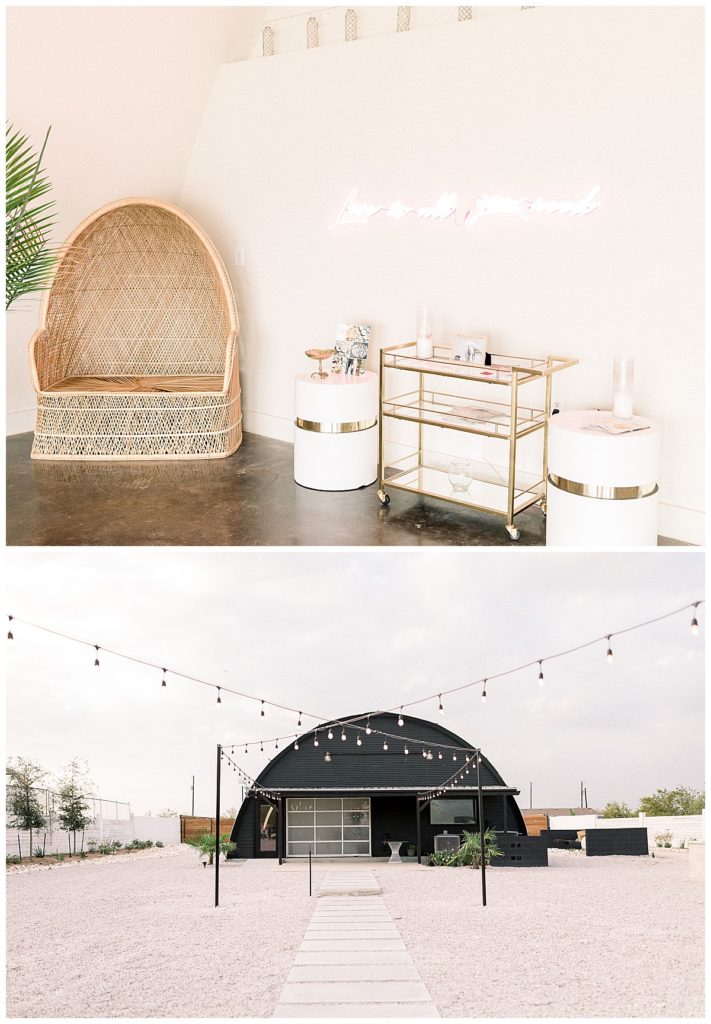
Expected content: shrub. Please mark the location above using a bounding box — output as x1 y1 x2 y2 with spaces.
87 840 98 853
33 847 45 858
79 851 87 859
427 850 455 866
654 829 674 848
155 841 164 848
56 853 66 862
6 854 21 865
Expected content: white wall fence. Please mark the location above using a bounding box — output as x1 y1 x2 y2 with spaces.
547 812 705 849
7 815 180 857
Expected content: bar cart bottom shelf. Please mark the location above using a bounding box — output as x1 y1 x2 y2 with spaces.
379 455 544 540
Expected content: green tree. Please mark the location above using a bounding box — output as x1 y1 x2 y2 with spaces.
601 801 635 819
57 759 94 854
638 786 705 816
6 757 47 859
186 833 236 865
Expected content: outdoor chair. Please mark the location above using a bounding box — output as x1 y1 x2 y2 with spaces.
29 198 241 459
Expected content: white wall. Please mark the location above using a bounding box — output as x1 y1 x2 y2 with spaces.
182 6 704 542
5 5 264 434
7 813 180 856
548 812 705 849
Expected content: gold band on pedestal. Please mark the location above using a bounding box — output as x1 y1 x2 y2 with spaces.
548 474 658 501
295 417 377 434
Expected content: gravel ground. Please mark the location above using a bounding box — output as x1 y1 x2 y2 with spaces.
378 849 705 1018
6 847 704 1018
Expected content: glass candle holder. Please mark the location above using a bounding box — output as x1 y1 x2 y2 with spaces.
416 306 433 359
612 357 634 419
448 458 472 493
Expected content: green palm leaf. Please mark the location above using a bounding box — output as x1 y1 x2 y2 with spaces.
6 124 58 309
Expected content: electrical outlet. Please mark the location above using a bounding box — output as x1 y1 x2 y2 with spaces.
234 247 244 267
551 397 564 415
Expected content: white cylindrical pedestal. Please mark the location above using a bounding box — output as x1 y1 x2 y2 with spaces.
294 371 378 491
546 411 660 547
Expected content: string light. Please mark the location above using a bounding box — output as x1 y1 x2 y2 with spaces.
244 744 248 754
691 604 700 635
313 732 319 747
7 616 13 640
275 739 278 750
161 668 167 688
438 751 443 760
328 728 334 740
294 737 299 750
365 718 372 735
260 701 265 717
481 680 487 704
324 751 332 763
341 729 347 741
438 694 444 714
260 741 264 753
216 687 222 704
297 711 302 726
398 708 404 726
538 661 544 686
94 645 100 667
356 735 362 746
404 744 409 754
606 636 614 664
383 739 388 750
422 748 427 758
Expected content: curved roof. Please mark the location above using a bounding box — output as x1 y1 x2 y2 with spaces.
250 711 515 792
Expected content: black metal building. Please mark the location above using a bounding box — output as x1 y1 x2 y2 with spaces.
229 711 532 862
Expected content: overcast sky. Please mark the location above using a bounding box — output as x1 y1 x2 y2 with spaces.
5 549 704 816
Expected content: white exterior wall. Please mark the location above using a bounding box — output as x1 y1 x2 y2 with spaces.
7 814 180 857
547 813 705 849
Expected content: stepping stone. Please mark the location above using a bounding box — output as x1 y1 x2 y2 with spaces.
294 951 413 966
300 939 406 951
274 1004 439 1018
288 964 421 982
279 981 432 1004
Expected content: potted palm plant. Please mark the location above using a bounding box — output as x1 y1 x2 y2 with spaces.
6 124 57 310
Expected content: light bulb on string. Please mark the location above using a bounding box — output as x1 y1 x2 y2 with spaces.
538 661 544 686
365 718 372 735
398 708 404 727
453 753 457 761
691 605 700 635
606 637 614 664
297 711 302 726
313 732 319 747
427 751 433 760
294 737 299 750
260 741 264 753
260 701 265 717
7 616 13 640
341 729 347 742
438 751 443 760
422 748 427 758
356 735 362 746
244 744 248 755
94 646 100 667
328 728 334 740
275 739 279 750
216 687 222 704
383 739 388 750
404 745 409 755
438 694 444 715
481 680 487 704
324 751 332 763
161 668 167 688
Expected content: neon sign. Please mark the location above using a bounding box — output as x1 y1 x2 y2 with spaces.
333 185 601 228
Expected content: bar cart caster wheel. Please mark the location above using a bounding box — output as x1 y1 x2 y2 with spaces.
506 524 521 541
377 489 390 506
540 501 548 517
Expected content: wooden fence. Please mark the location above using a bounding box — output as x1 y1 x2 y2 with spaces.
521 812 549 836
179 815 235 843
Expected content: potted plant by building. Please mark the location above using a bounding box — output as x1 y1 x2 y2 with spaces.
406 843 416 857
451 828 503 868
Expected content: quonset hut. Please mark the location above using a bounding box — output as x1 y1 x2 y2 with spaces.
229 712 546 865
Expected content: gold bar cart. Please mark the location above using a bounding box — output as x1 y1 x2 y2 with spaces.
377 343 578 540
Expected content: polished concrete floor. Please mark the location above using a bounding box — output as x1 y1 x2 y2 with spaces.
7 431 551 546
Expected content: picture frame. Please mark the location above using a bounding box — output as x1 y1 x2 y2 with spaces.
452 334 488 365
332 323 371 374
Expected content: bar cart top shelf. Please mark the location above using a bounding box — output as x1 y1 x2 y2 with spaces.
381 343 578 384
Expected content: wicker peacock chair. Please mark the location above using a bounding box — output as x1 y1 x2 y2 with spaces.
29 198 241 460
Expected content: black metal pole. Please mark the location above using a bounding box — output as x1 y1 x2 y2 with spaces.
477 750 486 907
416 797 422 864
309 848 312 896
191 775 195 817
215 744 221 908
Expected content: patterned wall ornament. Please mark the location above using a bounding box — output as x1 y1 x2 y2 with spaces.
345 8 358 42
397 6 411 32
307 16 319 49
458 7 473 21
262 26 275 57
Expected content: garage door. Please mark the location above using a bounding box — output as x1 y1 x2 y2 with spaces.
286 796 371 856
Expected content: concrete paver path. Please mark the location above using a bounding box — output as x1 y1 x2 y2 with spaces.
273 871 439 1018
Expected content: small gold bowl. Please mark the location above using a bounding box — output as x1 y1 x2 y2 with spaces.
305 347 335 379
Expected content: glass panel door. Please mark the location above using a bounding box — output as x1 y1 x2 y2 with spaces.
259 801 278 856
287 797 371 857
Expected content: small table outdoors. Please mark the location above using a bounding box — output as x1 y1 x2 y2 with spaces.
386 840 404 863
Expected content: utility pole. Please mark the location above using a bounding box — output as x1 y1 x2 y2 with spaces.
580 780 584 807
529 782 533 809
191 775 195 817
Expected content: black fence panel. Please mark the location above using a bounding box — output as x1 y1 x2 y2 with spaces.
585 827 648 856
